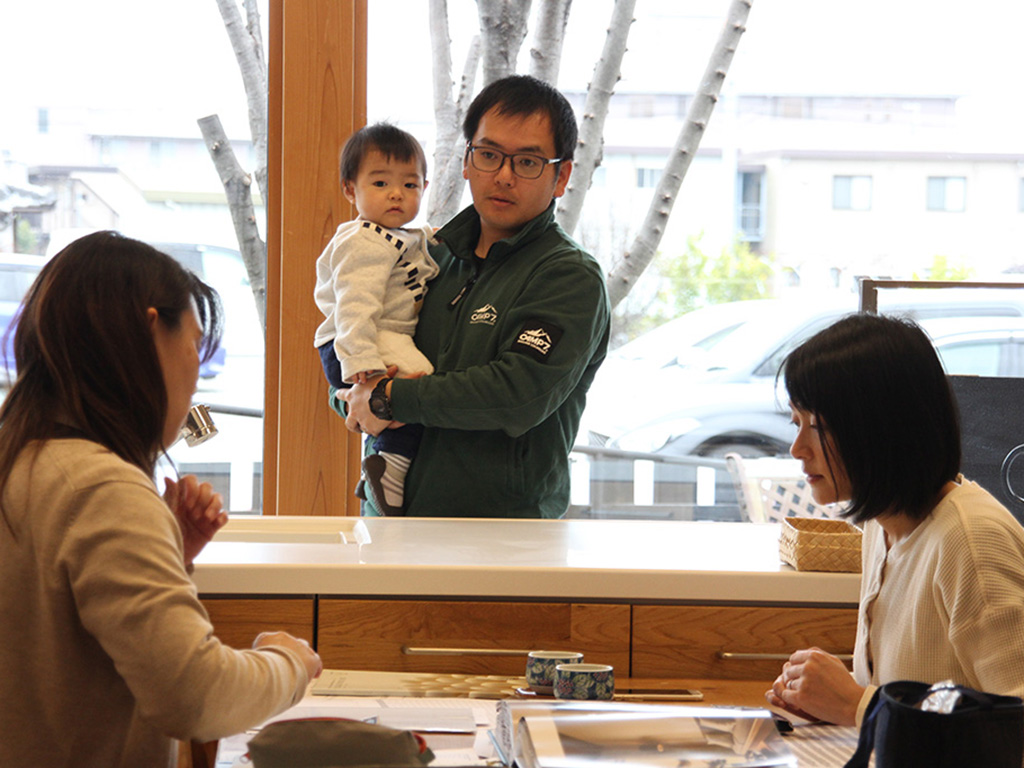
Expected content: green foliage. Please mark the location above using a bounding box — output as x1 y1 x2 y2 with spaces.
610 234 774 347
912 254 974 281
14 219 40 254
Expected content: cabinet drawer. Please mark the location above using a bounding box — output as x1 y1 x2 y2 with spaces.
318 599 630 674
201 597 315 649
632 604 857 680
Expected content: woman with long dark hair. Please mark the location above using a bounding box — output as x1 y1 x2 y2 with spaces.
767 313 1024 727
0 232 320 767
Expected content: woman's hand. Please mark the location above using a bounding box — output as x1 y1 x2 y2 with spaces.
765 647 863 726
164 475 227 566
254 631 323 681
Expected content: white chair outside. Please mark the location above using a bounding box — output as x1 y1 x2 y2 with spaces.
725 452 845 523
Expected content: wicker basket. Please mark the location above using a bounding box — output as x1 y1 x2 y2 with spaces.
779 517 862 573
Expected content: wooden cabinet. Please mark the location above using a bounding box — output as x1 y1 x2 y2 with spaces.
317 599 631 674
200 597 315 649
631 604 857 680
197 596 857 680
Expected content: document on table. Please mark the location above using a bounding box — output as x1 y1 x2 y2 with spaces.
216 694 498 768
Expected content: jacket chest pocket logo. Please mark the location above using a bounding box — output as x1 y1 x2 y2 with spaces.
470 303 498 325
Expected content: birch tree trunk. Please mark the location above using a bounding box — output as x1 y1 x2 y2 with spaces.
428 0 481 226
198 114 267 331
606 0 753 309
555 0 635 235
203 0 268 331
477 0 533 84
529 0 573 84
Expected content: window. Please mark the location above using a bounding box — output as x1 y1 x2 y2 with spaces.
938 340 1005 377
636 167 662 188
927 176 966 212
833 175 872 210
737 171 764 240
7 0 268 513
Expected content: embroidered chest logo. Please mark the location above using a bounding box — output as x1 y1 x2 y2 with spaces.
512 320 564 362
470 303 498 325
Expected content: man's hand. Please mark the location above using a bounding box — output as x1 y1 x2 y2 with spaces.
163 475 227 566
340 374 393 436
764 647 862 726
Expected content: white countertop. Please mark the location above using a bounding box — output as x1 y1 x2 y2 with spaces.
193 517 860 605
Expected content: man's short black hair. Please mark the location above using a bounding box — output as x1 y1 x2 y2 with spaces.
463 74 578 163
340 122 427 184
782 313 961 523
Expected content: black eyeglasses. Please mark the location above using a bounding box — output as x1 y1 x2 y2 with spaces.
465 144 561 180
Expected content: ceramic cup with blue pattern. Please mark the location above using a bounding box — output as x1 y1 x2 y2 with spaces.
554 663 615 700
526 651 584 692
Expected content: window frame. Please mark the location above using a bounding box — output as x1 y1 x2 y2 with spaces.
832 174 872 211
265 0 366 516
926 175 967 212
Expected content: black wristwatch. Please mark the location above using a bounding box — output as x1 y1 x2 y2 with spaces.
368 377 393 420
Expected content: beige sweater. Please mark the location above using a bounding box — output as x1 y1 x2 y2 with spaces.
853 479 1024 721
0 439 309 768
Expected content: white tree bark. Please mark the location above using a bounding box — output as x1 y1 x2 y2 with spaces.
606 0 753 309
477 0 533 84
204 0 268 332
213 0 268 211
555 0 635 235
198 114 267 331
529 0 573 84
428 0 481 226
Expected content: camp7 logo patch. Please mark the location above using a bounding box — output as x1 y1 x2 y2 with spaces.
512 319 563 362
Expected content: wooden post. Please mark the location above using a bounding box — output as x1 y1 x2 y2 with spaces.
265 0 367 515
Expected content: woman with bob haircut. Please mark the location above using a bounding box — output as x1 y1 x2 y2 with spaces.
766 313 1024 727
0 231 321 767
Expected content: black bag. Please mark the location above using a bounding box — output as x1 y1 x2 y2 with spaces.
247 717 436 768
844 680 1024 768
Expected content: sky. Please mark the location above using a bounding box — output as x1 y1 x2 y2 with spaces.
4 0 1022 137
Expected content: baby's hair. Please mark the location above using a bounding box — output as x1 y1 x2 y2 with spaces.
340 122 427 184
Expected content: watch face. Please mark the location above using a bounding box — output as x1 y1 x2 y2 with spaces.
370 379 391 419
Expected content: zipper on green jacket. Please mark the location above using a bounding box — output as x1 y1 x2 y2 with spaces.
447 259 482 310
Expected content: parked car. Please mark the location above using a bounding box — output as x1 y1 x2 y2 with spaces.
0 253 49 384
2 240 245 383
584 290 1024 458
149 241 264 373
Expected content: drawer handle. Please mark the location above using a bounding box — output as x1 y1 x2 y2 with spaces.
718 652 854 662
402 646 533 657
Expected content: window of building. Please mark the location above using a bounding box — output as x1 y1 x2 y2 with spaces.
737 171 765 240
833 175 872 210
636 167 662 188
927 176 966 212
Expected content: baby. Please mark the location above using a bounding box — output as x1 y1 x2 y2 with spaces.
313 122 438 515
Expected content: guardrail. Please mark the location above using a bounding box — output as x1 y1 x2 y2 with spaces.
176 404 744 520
